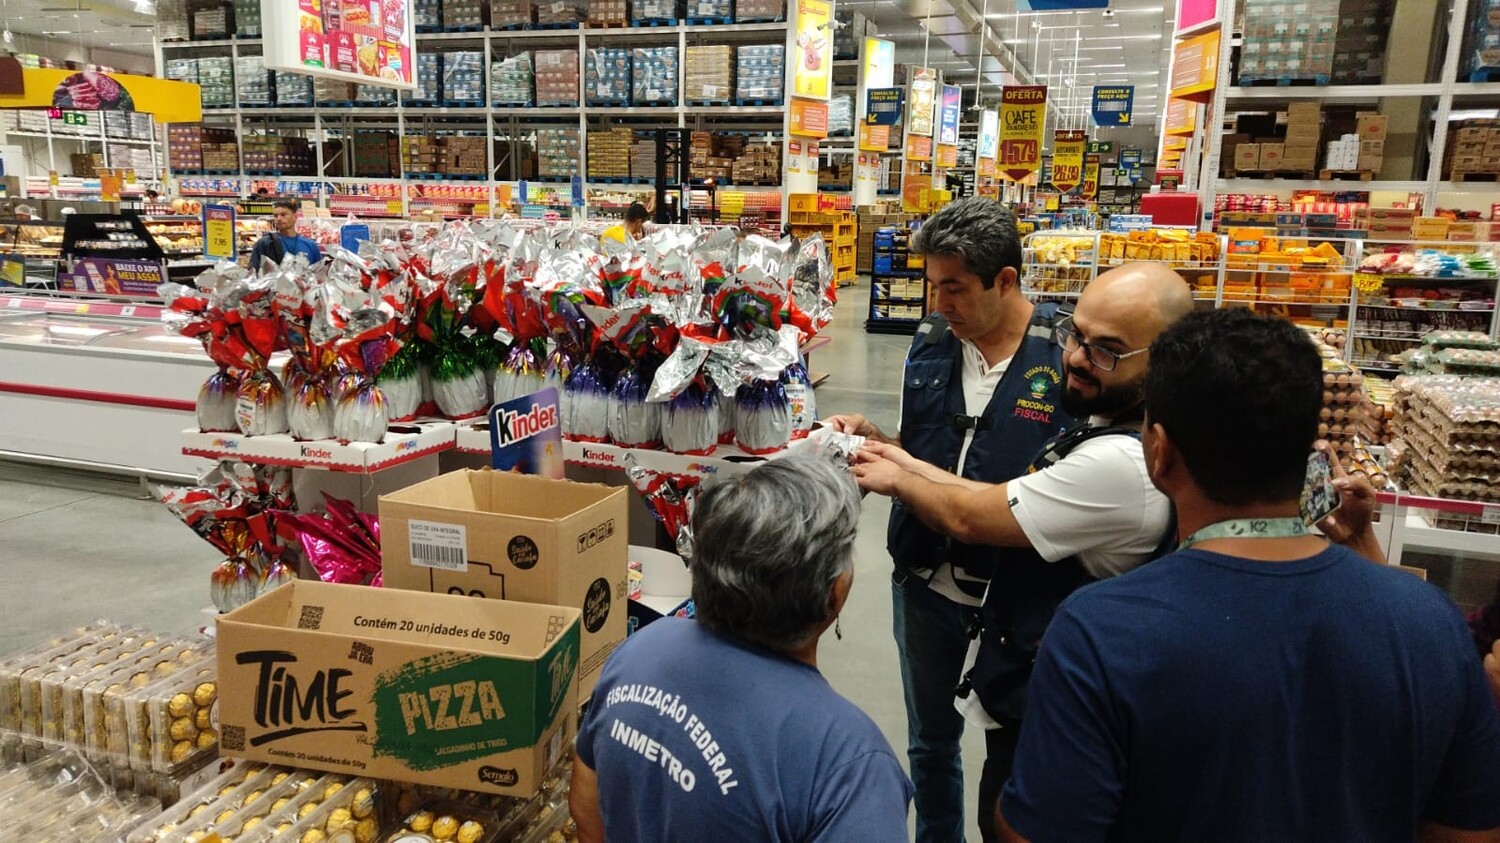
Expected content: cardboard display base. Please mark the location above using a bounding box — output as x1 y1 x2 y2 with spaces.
181 420 458 473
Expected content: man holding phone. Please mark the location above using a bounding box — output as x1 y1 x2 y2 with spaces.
998 308 1500 842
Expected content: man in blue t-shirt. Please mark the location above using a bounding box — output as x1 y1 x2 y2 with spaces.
249 198 322 272
998 308 1500 843
571 457 913 842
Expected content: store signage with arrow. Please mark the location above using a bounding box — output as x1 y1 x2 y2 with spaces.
1091 86 1133 126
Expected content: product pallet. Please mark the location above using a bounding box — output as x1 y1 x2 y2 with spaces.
1224 169 1320 180
1237 74 1333 86
1318 169 1379 181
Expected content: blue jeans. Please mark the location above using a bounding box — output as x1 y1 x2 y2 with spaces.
892 570 981 843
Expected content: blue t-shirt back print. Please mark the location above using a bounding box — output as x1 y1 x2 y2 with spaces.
577 618 913 842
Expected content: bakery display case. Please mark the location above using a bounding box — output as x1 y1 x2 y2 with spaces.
0 220 65 288
141 215 206 260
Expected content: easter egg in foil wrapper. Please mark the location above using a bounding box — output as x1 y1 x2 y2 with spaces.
379 344 423 422
493 368 546 406
715 385 736 444
210 559 260 613
735 380 791 455
563 361 612 442
662 385 718 456
234 369 289 436
288 377 335 442
431 347 488 420
334 380 390 444
259 559 297 594
197 370 241 433
609 366 662 448
783 362 817 440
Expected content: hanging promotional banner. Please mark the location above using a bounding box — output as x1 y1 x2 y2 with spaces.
1081 154 1101 200
792 0 834 100
859 123 891 152
1051 130 1086 193
790 98 829 137
863 38 895 86
978 157 997 178
908 68 937 137
938 85 961 146
1120 146 1144 169
1091 86 1133 126
999 85 1047 181
1170 30 1221 100
979 109 999 160
937 143 958 168
865 88 904 125
260 0 417 90
0 65 203 123
1019 0 1107 8
905 133 932 162
1164 97 1197 136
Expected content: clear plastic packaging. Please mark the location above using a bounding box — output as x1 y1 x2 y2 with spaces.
0 621 125 736
122 762 280 843
126 657 219 776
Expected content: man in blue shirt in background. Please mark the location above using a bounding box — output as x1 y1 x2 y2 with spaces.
999 308 1500 843
249 198 322 272
570 456 912 843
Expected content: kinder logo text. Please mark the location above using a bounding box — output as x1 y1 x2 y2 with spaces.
581 448 618 464
496 403 560 446
238 650 366 746
300 445 334 459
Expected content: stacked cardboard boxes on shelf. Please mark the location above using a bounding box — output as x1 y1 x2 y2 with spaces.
735 44 784 103
233 0 261 34
1354 111 1387 172
536 0 585 24
412 52 441 102
856 205 919 274
491 52 535 105
196 57 235 107
242 136 314 174
1443 118 1500 178
442 51 486 103
168 124 238 172
273 70 313 106
353 131 400 177
443 136 489 176
734 0 782 21
536 50 580 106
631 137 678 182
1353 206 1416 238
684 0 730 19
688 131 741 182
1238 0 1339 82
415 0 442 27
631 0 677 22
589 0 628 25
1281 101 1321 172
587 127 634 179
1332 0 1394 84
632 47 678 105
833 9 872 59
356 82 398 104
490 0 537 26
69 153 104 178
731 143 780 185
685 45 733 103
1465 0 1500 78
586 47 631 106
235 54 271 106
442 0 486 27
315 77 355 104
537 127 581 178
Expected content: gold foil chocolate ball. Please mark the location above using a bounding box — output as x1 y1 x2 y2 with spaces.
243 816 262 831
299 802 320 818
432 815 459 840
407 810 435 833
350 788 374 819
195 708 212 730
276 823 293 834
189 803 210 818
215 808 236 823
300 831 327 843
273 797 291 812
271 772 290 785
192 683 217 707
354 817 379 843
326 807 353 832
169 717 198 741
241 790 263 807
197 728 217 748
457 820 485 843
323 782 344 800
171 740 194 763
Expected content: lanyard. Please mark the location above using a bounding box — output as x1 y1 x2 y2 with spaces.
1178 517 1309 551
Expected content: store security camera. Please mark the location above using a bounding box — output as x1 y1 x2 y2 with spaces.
1102 9 1115 16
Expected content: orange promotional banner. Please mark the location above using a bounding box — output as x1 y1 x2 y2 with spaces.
999 86 1046 181
978 157 996 178
906 133 932 162
1170 30 1221 101
790 98 830 138
0 67 202 123
936 144 958 168
1081 154 1101 200
858 122 890 152
1164 97 1197 136
1051 130 1086 193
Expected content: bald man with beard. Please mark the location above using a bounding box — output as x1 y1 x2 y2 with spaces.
853 262 1195 839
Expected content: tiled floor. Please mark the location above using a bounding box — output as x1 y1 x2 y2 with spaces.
0 282 991 839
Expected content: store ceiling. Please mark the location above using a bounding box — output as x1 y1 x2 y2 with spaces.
846 0 1175 131
1 0 158 57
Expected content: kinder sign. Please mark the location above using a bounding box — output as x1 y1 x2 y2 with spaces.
489 389 564 479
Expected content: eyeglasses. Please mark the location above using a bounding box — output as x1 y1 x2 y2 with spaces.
1054 318 1150 372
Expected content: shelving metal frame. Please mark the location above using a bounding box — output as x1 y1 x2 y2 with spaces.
156 20 795 220
0 114 164 188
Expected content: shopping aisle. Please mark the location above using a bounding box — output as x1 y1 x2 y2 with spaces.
0 282 989 838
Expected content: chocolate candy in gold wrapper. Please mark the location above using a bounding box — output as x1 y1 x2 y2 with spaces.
430 815 459 840
211 558 261 612
456 820 485 843
236 368 290 436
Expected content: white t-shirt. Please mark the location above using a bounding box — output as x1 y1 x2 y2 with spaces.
1006 417 1172 579
925 339 1010 606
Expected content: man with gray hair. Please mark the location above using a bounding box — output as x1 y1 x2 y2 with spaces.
569 457 913 843
827 197 1072 843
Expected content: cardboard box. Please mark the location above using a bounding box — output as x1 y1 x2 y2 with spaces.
216 581 579 795
1287 101 1323 122
1235 143 1262 170
380 470 628 696
1356 112 1389 140
1283 142 1319 167
1284 123 1323 143
1259 143 1285 168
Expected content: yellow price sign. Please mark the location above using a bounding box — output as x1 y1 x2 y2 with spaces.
202 204 237 261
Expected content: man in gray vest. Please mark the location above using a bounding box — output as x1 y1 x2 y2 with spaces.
827 198 1071 843
852 261 1193 841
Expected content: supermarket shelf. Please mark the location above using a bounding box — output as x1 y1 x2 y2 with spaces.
1216 178 1428 192
161 37 255 48
1225 83 1442 103
1448 82 1500 99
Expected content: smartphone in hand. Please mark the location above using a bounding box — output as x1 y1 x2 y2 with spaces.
1300 448 1342 526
